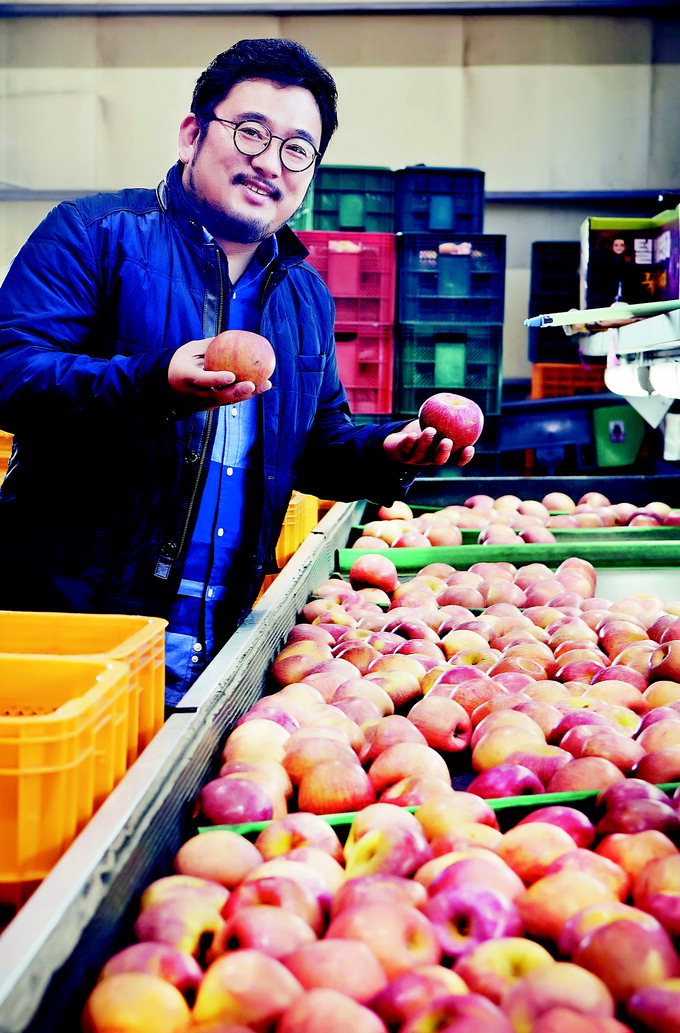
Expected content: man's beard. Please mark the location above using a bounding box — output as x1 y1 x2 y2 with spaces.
184 167 284 244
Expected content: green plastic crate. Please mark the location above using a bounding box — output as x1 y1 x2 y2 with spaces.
312 166 395 232
394 321 503 417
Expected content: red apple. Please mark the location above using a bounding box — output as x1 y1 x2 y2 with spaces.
133 892 226 961
348 553 399 593
277 987 388 1033
200 776 280 826
282 938 388 1003
297 759 376 814
572 919 680 1003
467 764 545 799
81 973 192 1033
224 876 324 936
423 883 523 958
325 901 441 978
254 812 344 863
627 978 680 1033
503 962 615 1032
632 853 680 936
371 964 468 1026
400 992 513 1033
406 695 471 752
173 829 263 888
210 904 315 961
418 392 484 447
330 873 427 917
98 942 203 997
203 329 276 385
558 900 665 957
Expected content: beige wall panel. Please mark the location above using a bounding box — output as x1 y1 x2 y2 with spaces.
5 69 99 189
94 15 282 68
283 13 463 68
465 64 652 192
649 63 680 186
94 68 196 189
464 14 651 66
325 66 465 169
0 200 55 281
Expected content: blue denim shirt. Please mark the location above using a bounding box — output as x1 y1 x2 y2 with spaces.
165 236 277 703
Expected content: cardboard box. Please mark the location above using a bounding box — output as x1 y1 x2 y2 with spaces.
580 205 679 309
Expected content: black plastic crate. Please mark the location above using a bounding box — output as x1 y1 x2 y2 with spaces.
397 232 506 324
393 321 503 417
312 165 395 232
528 241 582 363
395 166 485 233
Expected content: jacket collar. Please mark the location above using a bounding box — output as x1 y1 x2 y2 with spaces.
158 162 309 267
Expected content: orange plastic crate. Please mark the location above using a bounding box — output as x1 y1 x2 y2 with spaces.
0 612 166 765
530 362 606 399
0 430 12 482
0 655 129 904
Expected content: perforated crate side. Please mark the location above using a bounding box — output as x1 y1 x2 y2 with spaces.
298 230 396 325
530 362 607 399
395 166 485 233
394 322 503 417
312 165 395 232
396 232 506 324
335 324 394 414
0 657 129 901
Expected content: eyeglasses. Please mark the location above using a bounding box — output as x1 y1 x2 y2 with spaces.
209 117 319 172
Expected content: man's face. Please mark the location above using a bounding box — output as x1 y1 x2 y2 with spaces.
178 78 322 245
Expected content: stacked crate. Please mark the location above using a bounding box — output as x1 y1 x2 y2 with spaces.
298 167 397 416
392 167 506 420
528 241 582 364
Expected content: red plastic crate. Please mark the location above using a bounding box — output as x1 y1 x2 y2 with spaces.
335 324 394 414
298 230 396 325
530 362 607 399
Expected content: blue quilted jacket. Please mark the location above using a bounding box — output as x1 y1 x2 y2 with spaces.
0 163 409 619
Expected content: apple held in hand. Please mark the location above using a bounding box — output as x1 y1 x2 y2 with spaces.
418 393 484 448
203 329 276 386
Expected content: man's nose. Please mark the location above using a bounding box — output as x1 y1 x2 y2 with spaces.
250 138 283 177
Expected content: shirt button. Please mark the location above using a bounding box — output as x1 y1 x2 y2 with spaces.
227 467 233 476
194 642 202 652
231 407 238 417
207 588 214 598
217 528 224 537
191 655 199 663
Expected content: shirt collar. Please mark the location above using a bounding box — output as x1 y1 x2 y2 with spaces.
201 227 279 270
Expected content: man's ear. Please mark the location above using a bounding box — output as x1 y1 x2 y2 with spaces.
178 113 201 164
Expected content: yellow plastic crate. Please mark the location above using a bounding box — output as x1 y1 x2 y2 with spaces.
275 492 319 568
0 655 129 904
0 612 166 765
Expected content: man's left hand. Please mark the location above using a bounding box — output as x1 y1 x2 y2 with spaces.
383 420 475 467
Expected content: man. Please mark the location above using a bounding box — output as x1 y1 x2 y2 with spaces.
0 38 473 705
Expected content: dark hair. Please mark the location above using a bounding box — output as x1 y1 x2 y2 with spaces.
192 38 338 157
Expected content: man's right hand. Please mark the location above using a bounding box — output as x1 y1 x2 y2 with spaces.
168 339 273 411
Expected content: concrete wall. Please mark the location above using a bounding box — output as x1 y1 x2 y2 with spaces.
2 10 679 381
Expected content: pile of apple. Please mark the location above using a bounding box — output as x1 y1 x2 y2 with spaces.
193 547 680 826
82 790 680 1032
353 492 680 548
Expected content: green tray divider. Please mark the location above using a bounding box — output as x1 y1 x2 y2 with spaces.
349 523 680 547
336 539 680 575
199 783 680 839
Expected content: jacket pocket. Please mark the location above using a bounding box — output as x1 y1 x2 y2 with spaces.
297 353 325 395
